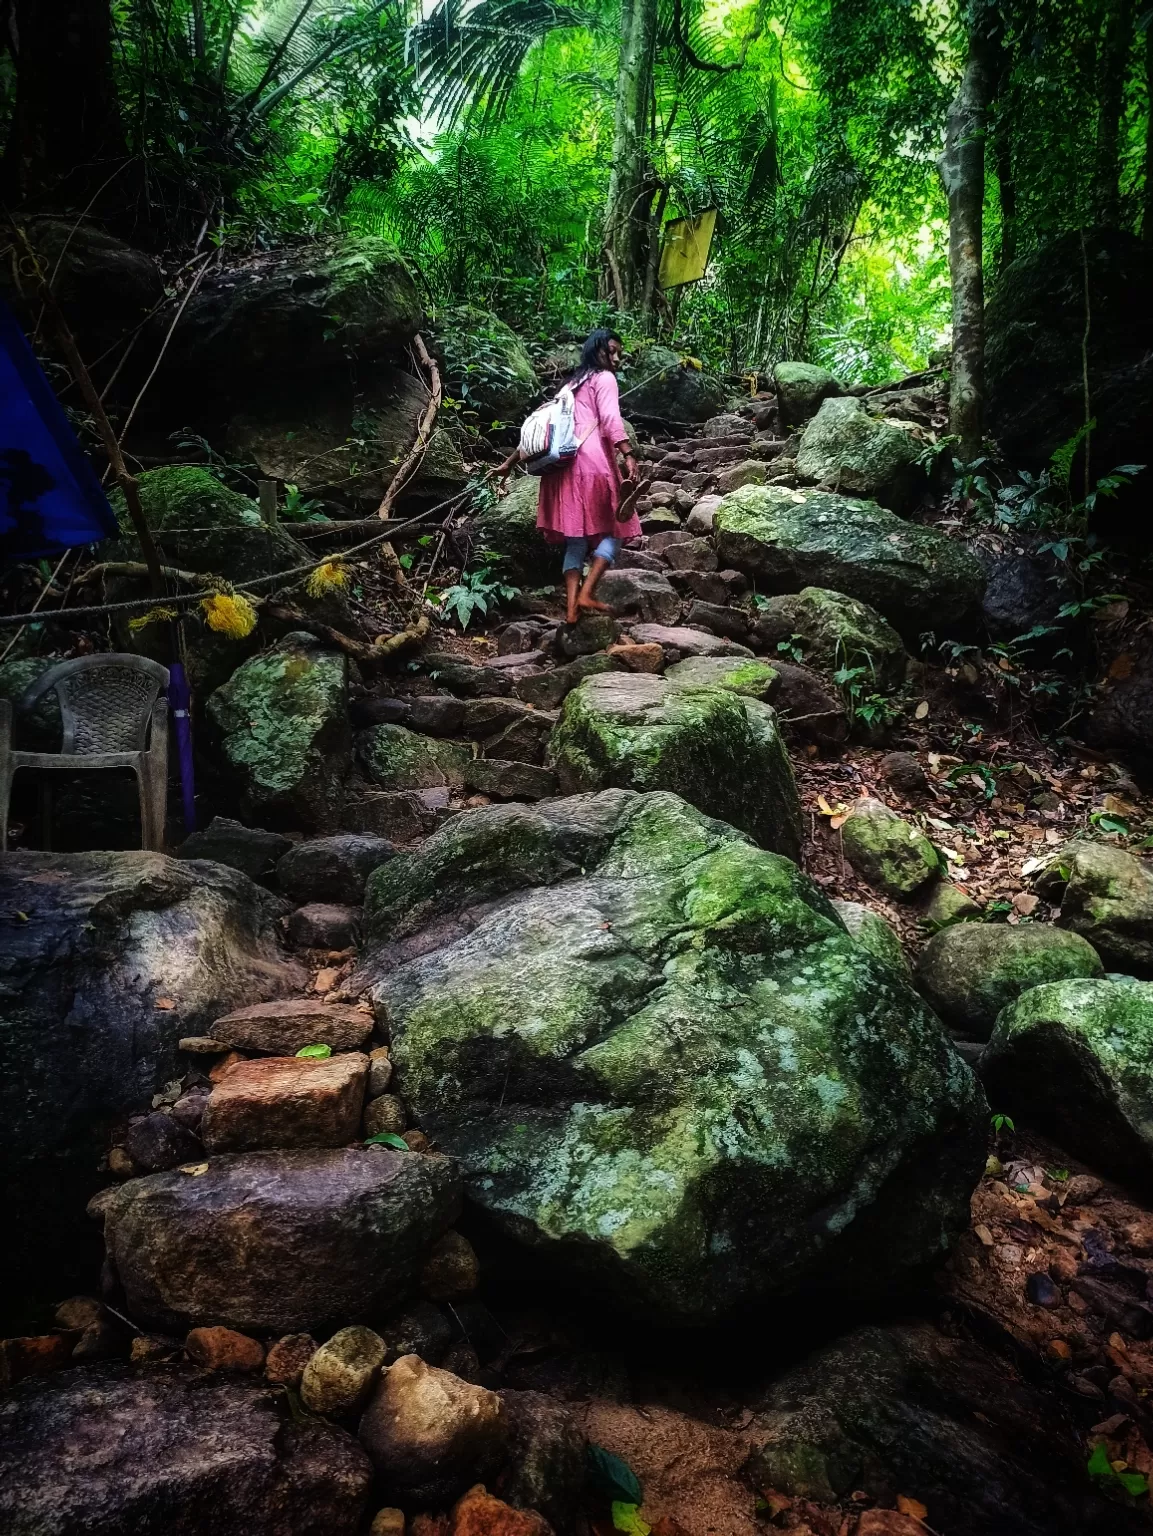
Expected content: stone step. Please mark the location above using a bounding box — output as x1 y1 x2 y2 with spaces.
201 1053 369 1153
207 998 373 1055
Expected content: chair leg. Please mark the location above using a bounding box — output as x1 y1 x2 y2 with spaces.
138 757 167 852
40 779 53 851
0 758 13 852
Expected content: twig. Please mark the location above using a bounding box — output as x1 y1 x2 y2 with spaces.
376 334 444 521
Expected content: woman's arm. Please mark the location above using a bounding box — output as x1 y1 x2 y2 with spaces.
492 445 525 493
595 372 635 479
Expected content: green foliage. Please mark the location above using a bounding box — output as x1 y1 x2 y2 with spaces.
364 1130 409 1149
295 1042 333 1058
587 1443 644 1506
1087 1440 1148 1498
434 563 520 629
990 1113 1015 1134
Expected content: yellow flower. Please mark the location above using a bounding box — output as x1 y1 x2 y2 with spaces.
305 560 350 598
201 592 257 639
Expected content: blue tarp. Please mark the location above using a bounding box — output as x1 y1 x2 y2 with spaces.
0 298 119 562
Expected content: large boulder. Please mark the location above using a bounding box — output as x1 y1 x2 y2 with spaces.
276 834 394 904
916 922 1103 1040
985 230 1153 525
160 237 421 382
0 851 303 1307
832 900 909 979
772 361 842 427
430 306 539 422
207 634 351 831
356 724 469 791
97 1147 462 1333
713 484 985 633
0 1363 373 1536
354 790 986 1324
1035 840 1153 973
621 346 729 423
980 978 1153 1185
795 396 926 513
474 477 555 584
752 586 906 689
547 672 802 856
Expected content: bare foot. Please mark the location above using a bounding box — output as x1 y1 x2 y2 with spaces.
576 597 612 614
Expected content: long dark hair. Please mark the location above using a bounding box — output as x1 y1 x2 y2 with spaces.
566 328 622 392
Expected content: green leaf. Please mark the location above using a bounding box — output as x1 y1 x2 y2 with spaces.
587 1444 643 1506
295 1043 332 1059
1118 1471 1148 1497
611 1504 650 1535
1087 1443 1113 1479
364 1131 409 1150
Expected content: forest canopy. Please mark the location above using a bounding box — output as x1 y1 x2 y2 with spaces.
1 0 1150 383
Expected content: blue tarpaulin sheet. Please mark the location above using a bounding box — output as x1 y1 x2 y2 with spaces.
0 298 119 562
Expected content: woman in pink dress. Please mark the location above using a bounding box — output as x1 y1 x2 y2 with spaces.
500 329 641 623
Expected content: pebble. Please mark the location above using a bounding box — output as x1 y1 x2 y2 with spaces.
1026 1271 1061 1307
107 1146 136 1177
1065 1174 1103 1205
54 1296 104 1331
364 1094 407 1137
403 1129 432 1153
450 1484 552 1535
606 642 664 673
1045 1339 1073 1361
130 1333 182 1363
123 1111 204 1173
422 1232 481 1301
368 1046 393 1097
178 1036 230 1053
369 1511 406 1536
0 1335 73 1388
264 1332 319 1387
185 1326 264 1372
301 1325 387 1415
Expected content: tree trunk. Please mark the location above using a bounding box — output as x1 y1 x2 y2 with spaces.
1093 0 1135 226
1 0 128 212
603 0 659 317
937 4 1000 460
1146 19 1153 238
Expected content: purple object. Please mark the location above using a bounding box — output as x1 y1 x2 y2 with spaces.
168 660 196 835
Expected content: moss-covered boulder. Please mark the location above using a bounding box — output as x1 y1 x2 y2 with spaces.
621 346 730 423
981 978 1153 1185
916 922 1102 1040
841 798 940 900
833 900 910 979
795 397 926 514
430 306 538 423
753 587 906 690
773 361 842 428
713 485 985 633
547 672 801 856
354 790 985 1323
1036 840 1153 974
207 635 350 830
474 478 555 585
356 725 470 790
664 655 780 700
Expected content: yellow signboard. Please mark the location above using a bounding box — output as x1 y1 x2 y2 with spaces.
657 209 718 290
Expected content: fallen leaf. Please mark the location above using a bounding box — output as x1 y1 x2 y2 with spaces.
155 997 176 1010
1108 653 1135 678
611 1504 650 1536
829 814 848 830
179 1162 209 1176
914 701 929 719
296 1043 332 1059
1012 892 1040 916
896 1494 928 1521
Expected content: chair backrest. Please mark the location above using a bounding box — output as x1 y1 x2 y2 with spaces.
19 655 170 755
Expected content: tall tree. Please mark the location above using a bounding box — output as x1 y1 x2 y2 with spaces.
937 0 1002 459
1093 0 1136 225
602 0 659 314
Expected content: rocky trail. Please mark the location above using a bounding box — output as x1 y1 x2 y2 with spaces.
6 237 1153 1536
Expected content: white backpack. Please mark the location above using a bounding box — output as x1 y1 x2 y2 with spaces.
518 382 588 475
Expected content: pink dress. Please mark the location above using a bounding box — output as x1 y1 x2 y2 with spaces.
536 370 642 543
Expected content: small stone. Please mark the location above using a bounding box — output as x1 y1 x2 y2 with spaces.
370 1511 407 1536
497 1389 587 1534
364 1094 407 1137
368 1046 393 1097
921 882 982 926
264 1332 318 1387
1049 1252 1078 1283
1026 1271 1061 1308
71 1317 124 1361
554 613 619 658
660 536 718 573
171 1089 210 1132
422 1232 481 1301
54 1296 104 1331
301 1325 388 1415
880 750 927 794
286 902 363 950
606 642 664 673
108 1146 136 1177
684 600 749 641
450 1484 552 1536
201 1053 369 1153
840 796 940 900
685 494 722 534
1045 1338 1073 1361
596 568 681 625
626 623 752 661
130 1332 182 1363
184 1326 265 1372
403 1130 432 1153
381 1302 453 1366
0 1334 73 1388
1065 1174 1102 1205
179 1036 231 1054
123 1111 204 1173
344 791 428 844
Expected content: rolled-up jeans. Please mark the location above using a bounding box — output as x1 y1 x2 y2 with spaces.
562 535 619 573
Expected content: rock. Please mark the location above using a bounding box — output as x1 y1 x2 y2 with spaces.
622 346 729 422
1036 841 1153 973
176 818 293 880
422 1233 480 1301
431 307 539 421
714 484 985 633
168 1085 210 1132
371 1510 407 1536
98 1147 461 1332
548 673 801 856
554 613 619 658
659 536 718 573
664 654 779 699
364 1094 407 1138
685 494 723 534
344 791 433 844
265 1333 318 1387
123 1112 204 1174
1026 1271 1060 1307
301 1326 388 1416
358 1354 508 1506
0 851 302 1307
683 601 749 642
497 1391 586 1534
185 1326 265 1372
514 653 622 710
480 710 556 765
714 458 769 495
357 725 469 791
209 999 373 1055
980 978 1153 1184
286 902 362 950
0 1334 74 1388
498 621 549 655
795 396 925 513
753 587 906 690
982 553 1071 641
746 1321 1139 1535
832 900 910 978
916 923 1103 1040
0 1362 373 1534
201 1054 369 1153
768 660 849 748
923 882 982 926
368 1047 394 1096
354 791 985 1324
596 568 682 624
606 642 665 673
625 623 754 661
614 547 666 572
879 750 927 794
276 835 394 904
164 237 420 380
463 759 559 802
381 1302 453 1366
841 797 941 899
207 635 350 831
450 1485 553 1536
772 361 843 427
474 480 555 585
